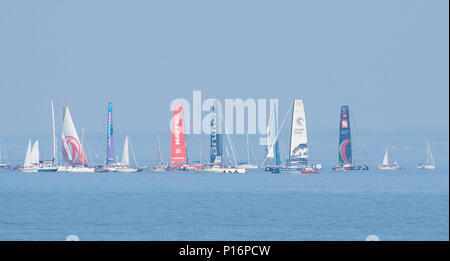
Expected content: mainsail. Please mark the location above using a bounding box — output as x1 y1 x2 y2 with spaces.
106 102 115 164
31 140 39 165
382 149 389 166
210 101 223 166
265 102 281 166
425 140 436 166
61 105 88 166
170 102 187 166
288 99 308 165
24 139 32 167
338 105 352 164
121 136 130 167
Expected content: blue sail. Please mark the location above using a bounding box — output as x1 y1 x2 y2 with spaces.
274 140 281 166
338 105 352 164
106 102 115 164
210 102 222 166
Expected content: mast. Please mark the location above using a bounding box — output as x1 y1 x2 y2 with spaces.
157 136 163 163
287 100 295 166
106 102 115 164
338 105 352 165
51 101 57 164
129 136 138 167
210 101 223 167
246 133 250 164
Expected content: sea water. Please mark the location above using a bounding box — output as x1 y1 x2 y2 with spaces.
0 167 448 241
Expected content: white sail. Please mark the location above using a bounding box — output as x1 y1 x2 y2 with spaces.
425 141 436 166
62 105 88 165
31 140 40 165
382 149 389 166
24 139 32 167
121 136 130 167
266 107 275 159
289 99 308 164
51 101 57 164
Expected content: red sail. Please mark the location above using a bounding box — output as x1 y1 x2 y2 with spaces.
170 103 187 166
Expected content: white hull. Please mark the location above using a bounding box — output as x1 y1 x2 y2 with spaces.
202 167 247 174
115 167 138 173
151 168 166 173
378 165 399 170
238 164 258 169
417 164 435 170
58 166 94 173
20 168 38 173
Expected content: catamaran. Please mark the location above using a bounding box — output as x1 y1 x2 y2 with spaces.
202 101 246 174
332 105 368 171
417 141 436 170
263 99 321 173
20 139 39 172
377 148 404 170
58 105 94 173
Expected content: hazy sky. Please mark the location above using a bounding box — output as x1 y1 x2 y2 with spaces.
0 0 448 136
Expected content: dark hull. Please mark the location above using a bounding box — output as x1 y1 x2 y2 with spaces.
265 165 320 173
332 164 369 171
38 168 58 172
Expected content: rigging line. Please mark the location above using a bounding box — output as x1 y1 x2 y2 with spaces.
128 136 139 167
261 105 274 167
262 102 293 166
350 111 369 162
216 103 239 166
84 137 95 166
222 119 239 166
194 133 208 163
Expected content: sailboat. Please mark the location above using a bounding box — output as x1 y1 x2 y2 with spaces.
202 101 246 174
0 144 12 171
21 139 39 172
287 99 321 173
115 136 143 173
238 133 258 169
263 99 321 173
417 141 436 170
151 136 167 172
332 105 369 171
58 105 94 173
38 101 58 172
169 102 202 171
95 102 116 172
262 100 283 173
377 148 403 170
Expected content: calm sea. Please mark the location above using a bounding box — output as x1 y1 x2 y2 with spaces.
0 167 448 241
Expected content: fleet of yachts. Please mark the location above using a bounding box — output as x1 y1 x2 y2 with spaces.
0 99 438 173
